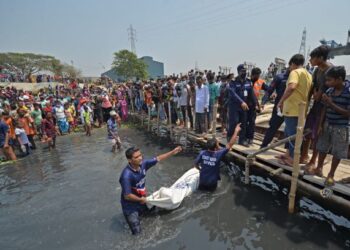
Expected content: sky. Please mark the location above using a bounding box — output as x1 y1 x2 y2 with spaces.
1 0 349 76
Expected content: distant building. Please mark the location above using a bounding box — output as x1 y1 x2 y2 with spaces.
101 68 122 82
139 56 164 79
101 56 164 81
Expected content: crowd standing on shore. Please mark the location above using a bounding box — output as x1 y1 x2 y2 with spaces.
0 79 128 159
1 45 349 235
0 46 349 186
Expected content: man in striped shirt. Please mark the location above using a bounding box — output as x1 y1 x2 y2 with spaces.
306 66 350 186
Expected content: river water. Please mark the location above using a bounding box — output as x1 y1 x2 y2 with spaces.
0 127 349 250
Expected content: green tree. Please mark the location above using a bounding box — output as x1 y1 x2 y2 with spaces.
62 63 82 79
0 52 61 78
112 50 147 80
51 59 64 76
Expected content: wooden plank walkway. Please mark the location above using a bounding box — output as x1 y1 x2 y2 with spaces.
132 110 350 200
199 131 350 198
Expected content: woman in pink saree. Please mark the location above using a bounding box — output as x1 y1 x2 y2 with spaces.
120 96 128 121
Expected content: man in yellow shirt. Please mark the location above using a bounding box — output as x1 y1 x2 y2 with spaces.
277 54 312 166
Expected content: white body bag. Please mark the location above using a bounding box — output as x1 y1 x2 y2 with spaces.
146 168 200 210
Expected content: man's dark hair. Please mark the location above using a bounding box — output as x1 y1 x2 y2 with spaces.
289 54 305 66
196 76 202 82
251 67 262 76
326 66 346 81
125 146 140 159
207 138 217 151
207 72 215 82
10 103 17 110
310 45 330 61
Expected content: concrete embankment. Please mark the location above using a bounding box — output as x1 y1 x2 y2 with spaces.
0 82 62 92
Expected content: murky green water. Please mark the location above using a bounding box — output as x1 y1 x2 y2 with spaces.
0 127 349 250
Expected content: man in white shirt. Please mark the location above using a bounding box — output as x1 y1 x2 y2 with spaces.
195 76 209 134
178 78 193 129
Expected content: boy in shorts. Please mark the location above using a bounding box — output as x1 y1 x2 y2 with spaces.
306 66 350 186
107 110 121 152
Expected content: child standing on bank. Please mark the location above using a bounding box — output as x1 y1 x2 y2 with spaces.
306 66 350 186
82 106 91 136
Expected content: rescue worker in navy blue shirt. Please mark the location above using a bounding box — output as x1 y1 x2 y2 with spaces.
260 68 290 148
227 64 257 147
247 68 266 145
119 145 182 235
195 123 241 191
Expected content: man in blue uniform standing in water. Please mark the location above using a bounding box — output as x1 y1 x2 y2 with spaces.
119 145 182 235
195 123 241 191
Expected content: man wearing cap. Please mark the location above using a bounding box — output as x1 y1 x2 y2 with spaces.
107 110 122 152
226 64 257 147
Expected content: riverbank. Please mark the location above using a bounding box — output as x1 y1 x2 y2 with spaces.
0 82 63 92
1 126 350 250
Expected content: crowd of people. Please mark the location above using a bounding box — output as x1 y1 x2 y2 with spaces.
0 45 349 187
124 45 349 187
0 81 127 160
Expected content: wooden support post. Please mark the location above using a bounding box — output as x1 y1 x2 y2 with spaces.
185 105 189 148
168 101 173 140
147 105 151 132
162 103 168 121
141 109 144 126
245 157 253 184
212 102 218 137
204 109 208 135
157 103 161 135
288 102 306 214
192 106 196 132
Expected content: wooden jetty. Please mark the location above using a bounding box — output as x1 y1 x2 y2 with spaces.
129 107 350 217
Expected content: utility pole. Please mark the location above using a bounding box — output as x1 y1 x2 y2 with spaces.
127 25 137 55
218 66 232 75
307 46 311 58
299 27 307 60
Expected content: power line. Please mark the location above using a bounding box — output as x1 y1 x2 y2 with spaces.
140 0 304 42
139 0 250 37
182 0 276 34
139 0 283 40
138 0 308 72
194 0 305 35
138 0 220 31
